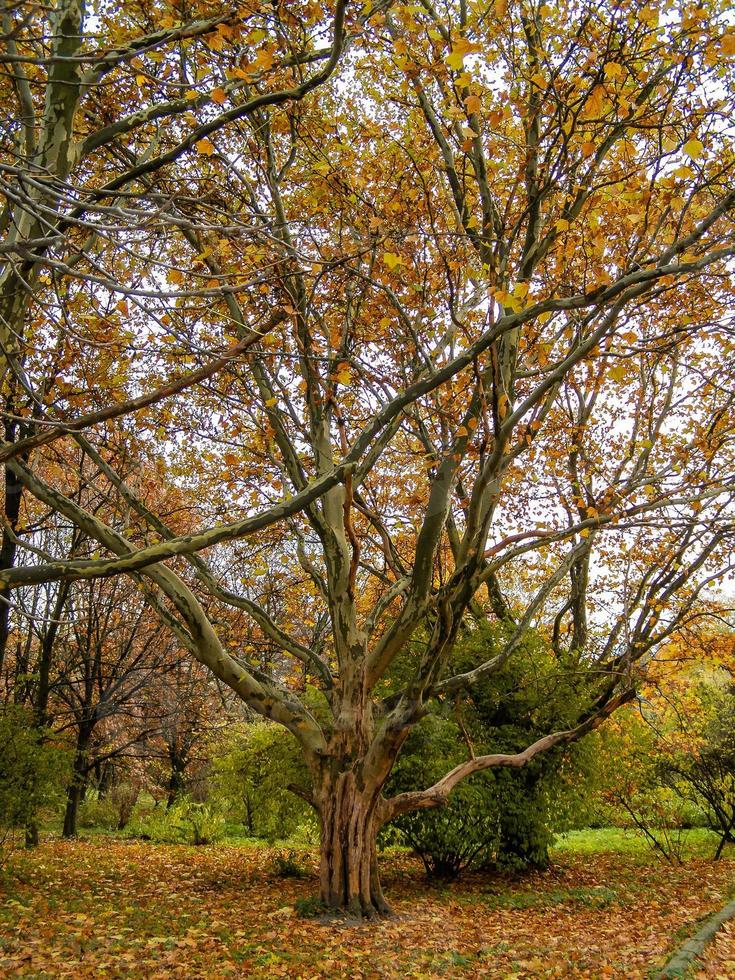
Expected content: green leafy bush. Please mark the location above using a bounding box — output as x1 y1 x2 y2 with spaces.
272 849 309 878
209 721 316 842
384 623 602 877
77 796 119 831
0 705 70 856
127 797 225 845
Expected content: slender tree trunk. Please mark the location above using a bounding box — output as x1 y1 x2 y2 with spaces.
0 415 23 676
97 762 113 800
63 780 84 838
166 751 186 808
316 769 390 918
63 729 91 838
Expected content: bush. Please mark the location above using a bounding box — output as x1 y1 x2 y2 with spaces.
595 670 735 861
127 797 225 845
383 623 602 877
77 796 119 831
209 722 316 842
0 705 70 857
272 849 309 878
108 782 141 831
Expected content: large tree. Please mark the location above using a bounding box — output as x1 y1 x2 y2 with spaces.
2 0 735 916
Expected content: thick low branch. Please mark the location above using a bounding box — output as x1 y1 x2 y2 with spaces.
384 688 635 821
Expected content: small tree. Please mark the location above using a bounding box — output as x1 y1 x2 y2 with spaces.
660 676 735 860
0 706 69 855
211 722 314 841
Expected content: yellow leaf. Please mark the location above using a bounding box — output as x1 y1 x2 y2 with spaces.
683 138 703 160
254 48 275 70
335 363 352 385
604 62 624 80
211 87 227 105
445 36 479 71
495 0 508 17
195 138 215 156
383 252 403 270
722 32 735 56
581 141 595 158
639 6 658 26
464 94 482 114
673 165 694 179
456 425 469 438
555 218 570 232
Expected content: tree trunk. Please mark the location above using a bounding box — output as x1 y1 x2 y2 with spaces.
316 770 390 918
0 416 24 676
63 731 90 838
166 752 186 808
63 780 83 838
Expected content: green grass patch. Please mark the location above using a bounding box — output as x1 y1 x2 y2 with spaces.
482 884 618 911
552 827 728 859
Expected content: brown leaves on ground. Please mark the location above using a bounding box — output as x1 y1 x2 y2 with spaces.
0 841 732 978
695 918 735 977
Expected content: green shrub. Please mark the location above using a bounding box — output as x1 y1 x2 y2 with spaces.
208 722 316 841
127 797 225 845
272 849 309 878
77 796 119 830
0 705 70 856
383 622 602 877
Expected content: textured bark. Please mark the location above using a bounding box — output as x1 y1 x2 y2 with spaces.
166 751 187 809
316 770 390 918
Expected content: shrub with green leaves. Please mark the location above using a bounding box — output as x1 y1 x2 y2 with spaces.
384 622 602 877
127 797 225 845
208 721 315 842
0 705 70 853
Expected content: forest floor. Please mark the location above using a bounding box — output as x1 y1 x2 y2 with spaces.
0 830 733 978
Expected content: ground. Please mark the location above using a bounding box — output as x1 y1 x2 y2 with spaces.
0 831 732 978
695 918 735 977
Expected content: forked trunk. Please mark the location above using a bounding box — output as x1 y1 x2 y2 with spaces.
317 771 390 918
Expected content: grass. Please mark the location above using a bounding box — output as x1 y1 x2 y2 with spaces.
553 826 728 860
